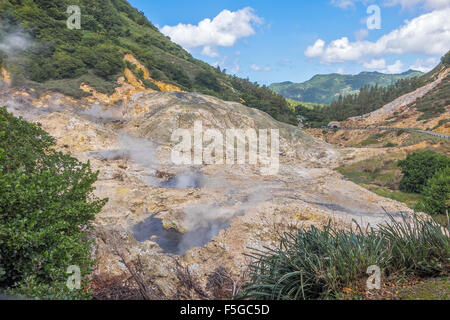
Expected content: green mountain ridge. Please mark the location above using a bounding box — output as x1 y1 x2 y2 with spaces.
270 70 424 105
0 0 297 124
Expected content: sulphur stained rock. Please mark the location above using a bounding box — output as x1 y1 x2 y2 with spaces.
0 84 415 297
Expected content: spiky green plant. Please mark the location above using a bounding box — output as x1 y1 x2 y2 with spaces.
239 213 449 300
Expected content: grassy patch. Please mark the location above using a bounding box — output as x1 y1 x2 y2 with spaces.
383 142 398 148
339 274 450 300
362 184 422 209
432 119 450 130
337 155 401 189
357 132 389 147
338 148 449 211
400 132 445 146
397 277 450 300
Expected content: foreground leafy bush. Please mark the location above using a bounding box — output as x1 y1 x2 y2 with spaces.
240 213 449 300
398 150 450 193
417 167 450 215
0 107 106 299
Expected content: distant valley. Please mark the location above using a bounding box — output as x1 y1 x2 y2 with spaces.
270 70 423 105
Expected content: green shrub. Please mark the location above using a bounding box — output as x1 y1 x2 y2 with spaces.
130 65 160 91
398 151 450 193
416 167 450 215
150 69 164 81
0 107 106 299
195 71 222 92
90 45 124 79
141 79 160 91
442 51 450 66
239 213 449 300
358 134 381 147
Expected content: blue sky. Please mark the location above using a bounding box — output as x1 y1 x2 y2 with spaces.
128 0 450 85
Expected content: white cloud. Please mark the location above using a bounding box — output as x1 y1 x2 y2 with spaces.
363 58 405 73
305 8 450 63
160 7 262 57
305 37 362 62
355 28 369 41
331 0 450 9
331 0 369 9
363 58 387 69
304 39 325 58
384 0 450 10
410 57 438 72
250 64 271 71
201 46 219 58
384 60 404 73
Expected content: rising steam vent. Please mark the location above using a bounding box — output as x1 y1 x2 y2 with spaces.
132 215 231 255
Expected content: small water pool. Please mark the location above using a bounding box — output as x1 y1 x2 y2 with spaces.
132 215 230 255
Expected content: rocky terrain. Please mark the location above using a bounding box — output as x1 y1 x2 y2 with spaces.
0 61 415 298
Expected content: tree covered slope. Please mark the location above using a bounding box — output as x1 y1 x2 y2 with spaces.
292 52 450 127
0 0 297 124
270 70 423 105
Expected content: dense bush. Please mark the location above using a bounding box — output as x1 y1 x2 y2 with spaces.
239 213 449 300
0 107 106 299
294 104 329 127
398 151 450 193
442 51 450 66
417 167 450 215
195 71 222 92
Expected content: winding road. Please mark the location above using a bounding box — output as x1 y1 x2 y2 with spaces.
307 126 450 140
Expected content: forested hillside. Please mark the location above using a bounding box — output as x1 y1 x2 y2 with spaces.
270 70 423 105
0 0 297 124
294 52 449 127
